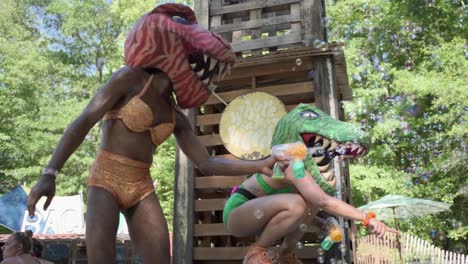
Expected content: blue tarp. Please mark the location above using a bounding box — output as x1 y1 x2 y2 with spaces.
0 185 28 231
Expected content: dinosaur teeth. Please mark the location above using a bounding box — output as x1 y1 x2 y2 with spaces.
221 64 230 80
202 77 210 86
329 177 337 187
330 141 339 151
322 169 335 181
322 138 331 149
190 63 197 70
204 54 209 63
358 147 366 156
314 135 323 143
209 59 218 72
356 146 363 155
196 68 205 78
313 156 324 164
351 144 359 153
219 62 226 73
319 163 330 172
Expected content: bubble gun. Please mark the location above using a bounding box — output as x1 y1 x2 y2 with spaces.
271 142 307 179
320 217 344 251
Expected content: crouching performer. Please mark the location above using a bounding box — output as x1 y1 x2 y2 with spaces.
223 104 397 264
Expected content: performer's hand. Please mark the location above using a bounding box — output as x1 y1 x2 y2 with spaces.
261 156 290 177
260 156 276 176
27 174 56 217
367 219 398 237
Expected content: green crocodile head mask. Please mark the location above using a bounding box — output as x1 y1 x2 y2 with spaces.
271 103 370 195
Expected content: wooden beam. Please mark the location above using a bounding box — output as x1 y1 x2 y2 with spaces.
194 223 230 236
301 0 326 44
195 101 316 127
198 134 223 147
210 0 301 15
232 31 302 52
222 57 315 81
205 81 314 106
194 198 227 211
173 109 196 264
211 14 301 34
195 176 246 189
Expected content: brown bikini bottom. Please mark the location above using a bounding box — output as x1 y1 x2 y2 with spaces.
87 149 154 210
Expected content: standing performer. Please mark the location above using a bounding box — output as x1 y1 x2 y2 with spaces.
26 4 276 264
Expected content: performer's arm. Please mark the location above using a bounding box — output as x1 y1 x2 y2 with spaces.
283 165 395 236
27 68 131 215
173 111 276 176
45 68 131 172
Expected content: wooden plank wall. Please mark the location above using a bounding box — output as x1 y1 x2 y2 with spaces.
192 51 321 264
210 0 309 57
172 0 354 263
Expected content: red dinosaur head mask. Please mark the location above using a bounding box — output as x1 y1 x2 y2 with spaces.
124 4 235 109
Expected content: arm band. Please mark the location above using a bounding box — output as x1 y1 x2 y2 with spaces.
363 211 376 227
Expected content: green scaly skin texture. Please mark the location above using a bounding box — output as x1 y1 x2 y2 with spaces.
271 103 370 195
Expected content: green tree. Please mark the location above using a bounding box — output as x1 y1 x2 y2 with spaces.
327 0 467 252
0 0 183 229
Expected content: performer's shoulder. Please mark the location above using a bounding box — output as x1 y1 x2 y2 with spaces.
109 66 142 84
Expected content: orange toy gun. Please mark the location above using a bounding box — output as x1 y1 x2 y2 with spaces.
320 217 344 250
271 141 308 179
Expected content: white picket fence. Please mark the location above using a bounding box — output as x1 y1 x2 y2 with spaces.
356 232 467 264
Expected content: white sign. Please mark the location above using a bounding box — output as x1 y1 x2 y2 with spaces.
21 195 85 234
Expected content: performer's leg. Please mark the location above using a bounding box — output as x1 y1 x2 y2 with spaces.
279 205 319 253
271 205 319 263
227 193 307 247
85 186 120 264
124 192 170 264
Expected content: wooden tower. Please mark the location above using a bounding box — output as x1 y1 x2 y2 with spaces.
173 0 357 263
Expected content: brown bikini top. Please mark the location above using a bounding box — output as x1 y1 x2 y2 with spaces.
103 75 176 146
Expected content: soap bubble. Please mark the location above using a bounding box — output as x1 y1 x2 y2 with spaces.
299 224 308 232
254 208 264 219
339 243 347 254
267 249 276 259
296 58 303 66
313 39 322 48
321 41 329 51
296 241 304 249
405 60 414 70
322 17 329 26
318 256 325 263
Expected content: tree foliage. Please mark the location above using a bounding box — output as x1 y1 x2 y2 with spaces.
327 0 467 252
0 0 181 229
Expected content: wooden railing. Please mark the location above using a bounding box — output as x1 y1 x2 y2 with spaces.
356 232 468 264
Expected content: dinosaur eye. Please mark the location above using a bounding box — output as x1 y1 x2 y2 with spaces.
172 16 190 25
300 111 320 119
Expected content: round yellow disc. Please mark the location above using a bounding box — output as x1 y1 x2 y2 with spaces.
219 92 287 160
